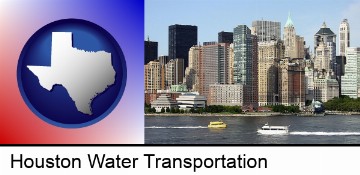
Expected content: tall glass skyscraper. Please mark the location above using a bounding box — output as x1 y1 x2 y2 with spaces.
168 24 197 69
233 25 252 85
233 25 256 106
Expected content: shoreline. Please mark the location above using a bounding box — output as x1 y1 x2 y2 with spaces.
145 111 360 117
145 112 285 117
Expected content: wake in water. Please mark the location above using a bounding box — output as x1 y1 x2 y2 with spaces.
145 126 208 129
290 132 360 136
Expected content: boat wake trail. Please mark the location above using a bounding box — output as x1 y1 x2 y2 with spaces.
145 126 208 129
290 132 360 136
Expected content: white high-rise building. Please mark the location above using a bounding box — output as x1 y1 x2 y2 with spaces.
341 47 360 98
339 19 350 56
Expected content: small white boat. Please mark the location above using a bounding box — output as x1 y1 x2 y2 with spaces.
257 123 289 135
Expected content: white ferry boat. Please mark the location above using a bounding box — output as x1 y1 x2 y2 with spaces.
257 123 289 135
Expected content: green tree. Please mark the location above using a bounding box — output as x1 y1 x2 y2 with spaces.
145 107 152 113
323 95 360 111
198 108 203 114
174 107 180 113
166 107 170 113
160 108 165 113
151 107 156 113
170 107 175 113
145 103 151 108
189 108 195 113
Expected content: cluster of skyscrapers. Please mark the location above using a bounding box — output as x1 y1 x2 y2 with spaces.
145 15 356 110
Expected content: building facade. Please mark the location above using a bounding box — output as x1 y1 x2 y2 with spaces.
170 84 188 92
341 47 360 98
339 19 350 56
251 20 281 42
165 58 184 88
314 42 331 72
233 25 253 85
158 56 169 66
168 24 197 69
314 22 336 73
145 90 181 105
145 40 158 65
176 92 206 110
218 43 231 84
218 31 233 44
295 35 305 58
233 25 257 106
305 67 315 101
278 58 305 107
335 55 345 95
258 40 284 106
184 46 201 91
251 35 259 106
283 13 305 59
144 60 161 93
198 43 220 98
279 58 291 106
228 43 234 84
283 14 296 58
151 94 178 112
208 84 244 106
197 43 232 99
314 75 339 102
158 56 169 90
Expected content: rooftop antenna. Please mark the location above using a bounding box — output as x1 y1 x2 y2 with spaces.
322 17 327 28
147 35 150 41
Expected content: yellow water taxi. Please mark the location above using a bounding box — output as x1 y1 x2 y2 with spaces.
208 120 227 128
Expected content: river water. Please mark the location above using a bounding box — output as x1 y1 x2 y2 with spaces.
145 115 360 144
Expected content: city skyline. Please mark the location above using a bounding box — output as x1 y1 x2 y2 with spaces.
145 0 360 56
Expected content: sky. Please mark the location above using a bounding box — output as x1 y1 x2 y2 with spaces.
145 0 360 56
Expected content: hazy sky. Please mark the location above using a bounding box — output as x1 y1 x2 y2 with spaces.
145 0 360 56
